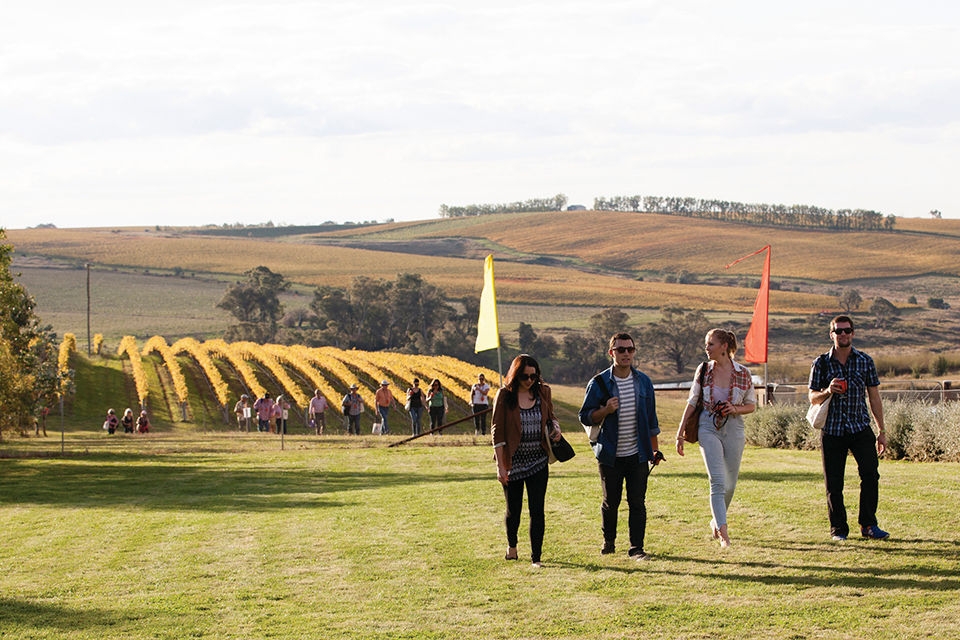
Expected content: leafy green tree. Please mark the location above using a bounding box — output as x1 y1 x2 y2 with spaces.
310 273 457 352
517 322 537 353
869 297 899 328
217 266 288 325
517 322 558 359
0 230 59 438
643 307 711 374
838 289 862 313
556 332 608 382
588 308 630 345
387 273 452 349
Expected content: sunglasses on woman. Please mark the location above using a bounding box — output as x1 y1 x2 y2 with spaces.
517 373 539 382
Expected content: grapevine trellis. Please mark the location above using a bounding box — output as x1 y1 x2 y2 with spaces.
103 335 500 426
117 335 150 408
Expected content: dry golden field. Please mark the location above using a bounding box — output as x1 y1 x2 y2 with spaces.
338 211 960 280
7 212 960 330
6 225 833 313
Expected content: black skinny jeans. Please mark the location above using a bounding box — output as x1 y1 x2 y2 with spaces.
599 455 650 554
503 465 549 563
821 428 880 537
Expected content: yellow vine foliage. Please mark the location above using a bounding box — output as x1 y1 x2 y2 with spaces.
204 339 266 400
92 333 104 355
58 333 76 376
230 341 310 408
171 337 230 407
264 344 339 408
119 338 498 418
142 336 189 404
311 347 377 408
117 335 149 406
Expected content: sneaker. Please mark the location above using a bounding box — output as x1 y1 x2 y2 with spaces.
632 551 651 562
831 534 847 541
861 525 890 540
600 541 616 555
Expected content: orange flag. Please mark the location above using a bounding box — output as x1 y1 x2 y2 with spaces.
725 245 770 364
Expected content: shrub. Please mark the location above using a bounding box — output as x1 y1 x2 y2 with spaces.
933 355 949 376
745 404 810 449
883 400 914 460
746 399 960 461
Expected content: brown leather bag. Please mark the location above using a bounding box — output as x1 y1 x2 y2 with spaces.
680 363 707 443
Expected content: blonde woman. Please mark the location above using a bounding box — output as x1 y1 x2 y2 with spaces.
676 329 756 547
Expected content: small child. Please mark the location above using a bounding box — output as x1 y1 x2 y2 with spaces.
136 411 151 434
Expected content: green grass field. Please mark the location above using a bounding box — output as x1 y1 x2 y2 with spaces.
2 435 958 639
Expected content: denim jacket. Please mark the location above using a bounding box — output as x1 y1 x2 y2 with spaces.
578 366 660 466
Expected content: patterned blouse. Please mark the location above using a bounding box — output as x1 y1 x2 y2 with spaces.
508 398 548 481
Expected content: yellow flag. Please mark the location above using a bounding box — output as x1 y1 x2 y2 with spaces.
475 255 500 352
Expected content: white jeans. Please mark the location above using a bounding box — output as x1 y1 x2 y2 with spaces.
697 411 746 528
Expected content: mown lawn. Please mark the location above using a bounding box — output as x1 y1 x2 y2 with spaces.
2 434 958 639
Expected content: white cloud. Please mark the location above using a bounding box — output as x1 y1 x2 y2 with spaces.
1 0 959 228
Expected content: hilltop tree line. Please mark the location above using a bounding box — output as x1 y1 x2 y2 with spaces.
435 192 896 231
594 195 896 231
0 230 60 438
438 194 568 218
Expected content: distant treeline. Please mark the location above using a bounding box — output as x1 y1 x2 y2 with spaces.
189 221 377 237
437 193 896 231
438 194 568 218
594 195 896 231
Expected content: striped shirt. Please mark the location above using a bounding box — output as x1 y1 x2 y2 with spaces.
614 374 639 457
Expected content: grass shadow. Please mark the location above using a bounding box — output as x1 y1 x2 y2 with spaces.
0 455 491 512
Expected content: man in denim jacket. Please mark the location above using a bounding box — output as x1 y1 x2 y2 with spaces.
579 332 663 561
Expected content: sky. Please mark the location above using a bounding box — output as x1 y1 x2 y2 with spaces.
2 1 958 229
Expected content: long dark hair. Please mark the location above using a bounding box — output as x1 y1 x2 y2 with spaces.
501 354 542 408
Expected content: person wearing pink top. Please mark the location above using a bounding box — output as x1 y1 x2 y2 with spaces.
308 389 328 435
274 395 290 434
253 393 274 432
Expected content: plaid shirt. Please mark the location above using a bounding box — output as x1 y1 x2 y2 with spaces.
687 360 757 408
808 347 880 436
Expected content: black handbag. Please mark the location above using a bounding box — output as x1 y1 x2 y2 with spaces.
550 435 576 462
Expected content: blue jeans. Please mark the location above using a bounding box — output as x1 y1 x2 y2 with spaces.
377 406 390 434
697 412 746 528
409 407 423 435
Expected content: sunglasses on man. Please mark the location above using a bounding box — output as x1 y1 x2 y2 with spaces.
612 346 636 354
832 327 853 335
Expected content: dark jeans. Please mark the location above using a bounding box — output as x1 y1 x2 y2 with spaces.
347 413 361 435
473 404 489 435
599 455 650 554
429 406 445 431
821 428 880 537
503 465 549 563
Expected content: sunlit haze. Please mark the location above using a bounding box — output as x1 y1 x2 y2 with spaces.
2 1 958 229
